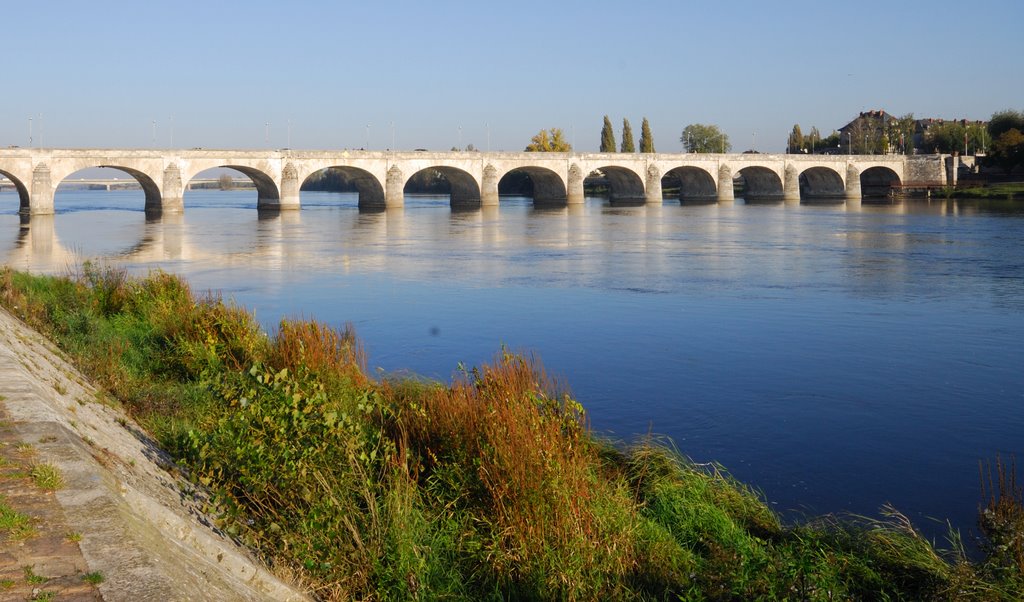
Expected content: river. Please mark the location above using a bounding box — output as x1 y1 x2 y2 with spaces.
2 187 1022 546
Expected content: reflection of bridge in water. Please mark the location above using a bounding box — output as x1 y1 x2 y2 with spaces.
0 148 958 215
4 211 307 272
9 199 974 278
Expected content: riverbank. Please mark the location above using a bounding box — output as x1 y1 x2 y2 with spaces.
0 284 305 600
1 264 1021 600
947 182 1024 199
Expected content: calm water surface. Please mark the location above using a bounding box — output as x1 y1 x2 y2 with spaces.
3 188 1022 544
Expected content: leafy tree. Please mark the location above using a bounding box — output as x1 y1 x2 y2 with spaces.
846 119 886 154
892 113 916 155
806 126 821 153
639 117 655 153
525 128 572 152
923 121 986 154
787 124 804 153
817 131 841 152
681 124 730 153
988 110 1024 139
845 114 885 154
990 128 1024 170
600 116 616 152
620 119 635 153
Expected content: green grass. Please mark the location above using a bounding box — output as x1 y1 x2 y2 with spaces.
29 463 64 491
82 571 104 585
2 264 1023 600
0 495 36 540
22 565 47 585
949 182 1024 199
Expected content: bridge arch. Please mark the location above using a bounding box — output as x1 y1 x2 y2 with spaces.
404 166 481 209
0 170 30 212
861 166 901 198
735 166 783 201
664 166 717 203
497 166 567 205
588 165 646 204
300 166 385 210
52 165 162 211
181 163 280 209
798 166 845 199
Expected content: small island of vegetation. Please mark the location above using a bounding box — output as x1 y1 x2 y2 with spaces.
0 265 1021 600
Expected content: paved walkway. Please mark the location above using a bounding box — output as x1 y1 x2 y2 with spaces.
1 403 103 600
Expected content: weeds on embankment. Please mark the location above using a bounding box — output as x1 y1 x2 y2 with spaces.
2 263 1023 600
946 183 1024 200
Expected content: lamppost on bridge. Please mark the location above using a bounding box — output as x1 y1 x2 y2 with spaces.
152 120 157 146
365 124 371 150
28 117 32 148
265 122 269 147
458 125 462 151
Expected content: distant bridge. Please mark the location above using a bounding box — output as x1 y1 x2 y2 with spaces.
0 148 953 215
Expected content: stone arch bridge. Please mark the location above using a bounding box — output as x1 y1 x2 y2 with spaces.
0 148 947 215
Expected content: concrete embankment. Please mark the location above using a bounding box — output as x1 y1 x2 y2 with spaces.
0 306 308 601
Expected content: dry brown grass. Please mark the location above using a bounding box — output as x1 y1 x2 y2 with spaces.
395 352 642 596
269 319 368 388
980 456 1024 579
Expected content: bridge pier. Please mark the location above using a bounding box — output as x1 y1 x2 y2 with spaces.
385 165 404 208
783 165 800 203
29 164 54 215
645 164 662 205
717 164 734 203
845 164 861 201
567 163 584 204
154 164 184 214
277 162 301 210
481 164 499 207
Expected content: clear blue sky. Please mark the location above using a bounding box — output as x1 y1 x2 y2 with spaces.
3 0 1021 153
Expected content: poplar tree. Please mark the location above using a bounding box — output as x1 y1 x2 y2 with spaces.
787 124 804 153
600 116 616 152
620 118 636 152
639 117 655 153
